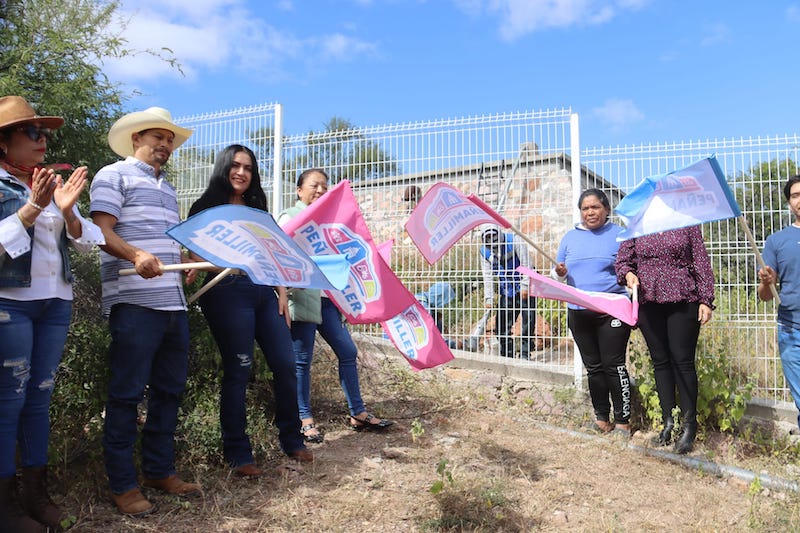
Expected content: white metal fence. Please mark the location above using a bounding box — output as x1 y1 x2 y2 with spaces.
581 136 800 405
173 105 798 407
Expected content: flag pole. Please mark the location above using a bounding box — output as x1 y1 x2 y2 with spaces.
118 261 216 276
188 268 235 304
507 225 558 267
736 215 780 305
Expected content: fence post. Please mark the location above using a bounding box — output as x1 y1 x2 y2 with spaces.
569 112 583 391
272 103 284 215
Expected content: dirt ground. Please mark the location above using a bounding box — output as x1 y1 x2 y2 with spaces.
61 347 800 532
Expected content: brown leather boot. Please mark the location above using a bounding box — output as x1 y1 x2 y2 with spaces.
0 476 45 533
19 466 69 531
141 474 201 496
111 488 154 517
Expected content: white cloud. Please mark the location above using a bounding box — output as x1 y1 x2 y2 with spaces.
591 99 644 132
102 0 378 85
318 34 378 61
699 22 731 47
456 0 648 41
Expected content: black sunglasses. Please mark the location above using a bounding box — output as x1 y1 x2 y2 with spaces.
16 125 53 142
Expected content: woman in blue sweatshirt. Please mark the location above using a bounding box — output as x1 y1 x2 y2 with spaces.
555 189 632 434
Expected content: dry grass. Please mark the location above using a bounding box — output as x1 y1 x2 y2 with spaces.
52 339 800 532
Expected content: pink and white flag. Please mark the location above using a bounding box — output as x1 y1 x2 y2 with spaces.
376 239 393 265
381 300 455 371
404 183 509 264
517 266 639 326
282 180 417 324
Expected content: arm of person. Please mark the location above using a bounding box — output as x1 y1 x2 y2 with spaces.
757 265 777 301
553 236 568 281
514 237 532 297
480 253 495 308
1 168 58 256
688 225 716 309
553 262 568 280
614 238 637 287
54 166 87 240
92 211 164 279
276 286 290 328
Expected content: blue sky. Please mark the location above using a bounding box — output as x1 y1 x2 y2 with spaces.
106 0 800 149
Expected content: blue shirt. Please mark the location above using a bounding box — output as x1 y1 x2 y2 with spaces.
556 222 627 310
763 224 800 329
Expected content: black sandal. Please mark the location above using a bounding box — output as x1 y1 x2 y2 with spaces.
301 423 324 443
349 413 394 432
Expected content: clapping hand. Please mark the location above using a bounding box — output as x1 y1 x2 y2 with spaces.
53 166 88 216
29 167 57 209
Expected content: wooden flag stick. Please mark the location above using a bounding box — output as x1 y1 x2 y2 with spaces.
736 215 780 305
506 225 558 267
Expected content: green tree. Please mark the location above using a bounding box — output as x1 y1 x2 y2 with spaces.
286 116 400 183
708 157 796 303
0 0 184 467
0 0 179 174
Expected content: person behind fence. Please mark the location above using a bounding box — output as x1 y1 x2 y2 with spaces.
415 281 462 350
615 225 714 454
278 168 394 444
90 107 200 517
758 175 800 430
0 96 103 532
480 226 536 359
554 189 631 435
187 144 312 477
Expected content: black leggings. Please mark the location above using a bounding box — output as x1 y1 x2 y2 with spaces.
568 309 632 424
637 302 701 424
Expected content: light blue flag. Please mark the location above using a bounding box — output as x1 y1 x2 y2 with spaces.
615 156 742 241
167 205 348 290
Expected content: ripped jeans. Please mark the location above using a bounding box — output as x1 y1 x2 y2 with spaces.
0 297 71 477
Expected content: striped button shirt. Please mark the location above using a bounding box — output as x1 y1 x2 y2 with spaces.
90 156 187 316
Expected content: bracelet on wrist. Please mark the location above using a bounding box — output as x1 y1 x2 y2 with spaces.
17 210 33 228
27 199 45 211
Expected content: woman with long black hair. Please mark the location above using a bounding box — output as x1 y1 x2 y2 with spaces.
188 145 312 477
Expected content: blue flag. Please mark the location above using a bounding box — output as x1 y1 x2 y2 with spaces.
615 156 742 241
167 205 348 290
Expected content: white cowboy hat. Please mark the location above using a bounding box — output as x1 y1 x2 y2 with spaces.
107 106 192 158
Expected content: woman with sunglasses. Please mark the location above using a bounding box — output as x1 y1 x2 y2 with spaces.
0 96 103 531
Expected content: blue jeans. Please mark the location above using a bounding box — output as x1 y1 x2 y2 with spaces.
292 298 366 420
778 323 800 429
0 298 71 477
200 276 304 466
102 304 189 494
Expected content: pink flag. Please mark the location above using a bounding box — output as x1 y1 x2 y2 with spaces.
376 239 393 265
517 266 639 326
282 180 417 324
404 183 508 264
381 300 455 371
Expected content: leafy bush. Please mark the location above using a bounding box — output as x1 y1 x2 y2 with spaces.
628 327 754 433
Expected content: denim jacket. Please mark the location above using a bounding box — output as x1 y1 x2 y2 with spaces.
0 173 73 287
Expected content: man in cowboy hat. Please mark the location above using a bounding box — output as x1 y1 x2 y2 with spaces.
89 107 197 517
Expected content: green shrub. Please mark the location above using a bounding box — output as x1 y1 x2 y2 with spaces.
628 327 754 433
